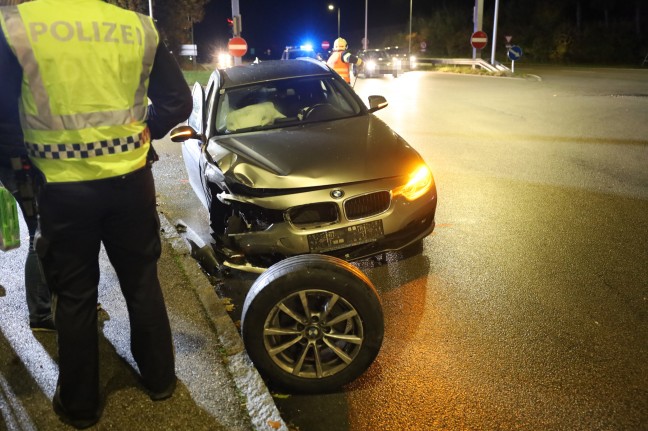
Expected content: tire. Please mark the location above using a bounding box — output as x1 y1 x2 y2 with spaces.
241 254 384 393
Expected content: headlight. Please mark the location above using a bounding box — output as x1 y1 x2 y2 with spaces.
410 55 417 69
366 60 377 71
393 165 434 201
218 52 233 68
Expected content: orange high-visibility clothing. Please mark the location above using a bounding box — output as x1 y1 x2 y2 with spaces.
327 51 351 83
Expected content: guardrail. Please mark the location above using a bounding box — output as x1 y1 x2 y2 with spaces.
415 57 510 73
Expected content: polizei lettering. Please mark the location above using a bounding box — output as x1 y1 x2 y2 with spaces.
29 21 143 45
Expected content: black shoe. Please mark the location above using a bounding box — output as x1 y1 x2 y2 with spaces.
146 376 177 401
30 318 56 332
52 391 99 429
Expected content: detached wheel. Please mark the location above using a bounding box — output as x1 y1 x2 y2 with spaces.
241 254 384 394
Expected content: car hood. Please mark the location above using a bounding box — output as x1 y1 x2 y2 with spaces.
210 115 424 189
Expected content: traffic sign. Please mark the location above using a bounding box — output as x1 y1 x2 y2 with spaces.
228 37 247 57
508 45 523 61
321 40 330 50
179 44 197 56
471 31 488 49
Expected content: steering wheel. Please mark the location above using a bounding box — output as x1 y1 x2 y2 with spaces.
298 103 329 120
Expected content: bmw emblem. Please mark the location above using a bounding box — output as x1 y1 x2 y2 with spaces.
330 189 345 199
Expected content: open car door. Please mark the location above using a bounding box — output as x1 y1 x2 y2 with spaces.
181 82 208 208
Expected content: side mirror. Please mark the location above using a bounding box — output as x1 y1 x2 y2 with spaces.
367 95 388 113
169 125 205 143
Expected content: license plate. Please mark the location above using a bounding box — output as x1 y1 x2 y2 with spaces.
307 220 384 253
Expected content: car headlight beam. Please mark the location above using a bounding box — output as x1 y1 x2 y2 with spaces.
394 165 434 201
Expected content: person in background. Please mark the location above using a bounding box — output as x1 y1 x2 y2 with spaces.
326 37 363 84
0 122 53 332
0 0 193 428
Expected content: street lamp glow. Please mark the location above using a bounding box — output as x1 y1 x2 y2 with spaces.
328 4 340 38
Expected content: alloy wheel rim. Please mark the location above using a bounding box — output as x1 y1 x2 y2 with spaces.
263 289 364 378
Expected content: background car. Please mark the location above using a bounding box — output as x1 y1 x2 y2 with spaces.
356 48 400 78
384 45 417 71
171 57 436 394
280 45 322 60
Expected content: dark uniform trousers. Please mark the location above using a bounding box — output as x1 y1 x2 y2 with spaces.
36 165 175 416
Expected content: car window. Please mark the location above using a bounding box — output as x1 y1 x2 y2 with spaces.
214 76 363 134
188 82 205 133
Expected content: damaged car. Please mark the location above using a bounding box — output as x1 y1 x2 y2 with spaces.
170 58 437 393
171 58 437 272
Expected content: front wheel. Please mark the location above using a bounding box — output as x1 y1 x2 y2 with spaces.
241 254 384 393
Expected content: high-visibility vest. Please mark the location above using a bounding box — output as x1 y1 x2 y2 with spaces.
327 51 351 83
0 0 158 183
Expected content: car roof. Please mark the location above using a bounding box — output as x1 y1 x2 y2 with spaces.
220 59 331 89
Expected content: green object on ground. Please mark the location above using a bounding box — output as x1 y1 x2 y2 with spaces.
0 185 20 251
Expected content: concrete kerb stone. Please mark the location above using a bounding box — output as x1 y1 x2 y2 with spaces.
158 212 289 431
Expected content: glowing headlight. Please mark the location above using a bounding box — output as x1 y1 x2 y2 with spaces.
393 165 434 201
218 52 233 68
410 55 417 69
366 60 377 71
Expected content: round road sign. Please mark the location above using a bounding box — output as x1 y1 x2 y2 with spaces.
321 40 330 50
228 37 247 57
471 31 488 49
508 45 523 61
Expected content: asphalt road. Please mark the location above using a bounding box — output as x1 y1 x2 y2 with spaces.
153 65 648 430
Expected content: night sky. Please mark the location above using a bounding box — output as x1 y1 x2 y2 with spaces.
193 0 453 60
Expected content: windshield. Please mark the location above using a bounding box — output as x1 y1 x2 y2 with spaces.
361 50 390 60
214 76 363 134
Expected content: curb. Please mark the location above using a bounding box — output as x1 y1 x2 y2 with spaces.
158 213 288 431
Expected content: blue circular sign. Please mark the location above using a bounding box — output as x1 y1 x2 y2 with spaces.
508 45 523 61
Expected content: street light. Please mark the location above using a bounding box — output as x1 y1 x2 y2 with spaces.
328 4 340 38
408 0 412 55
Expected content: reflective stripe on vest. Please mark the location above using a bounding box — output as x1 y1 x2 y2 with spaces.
0 6 156 131
25 132 145 160
328 51 351 83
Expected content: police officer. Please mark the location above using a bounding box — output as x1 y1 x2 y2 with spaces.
0 0 192 428
326 37 363 84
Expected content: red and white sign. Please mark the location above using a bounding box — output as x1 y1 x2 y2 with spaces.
470 31 488 49
228 37 247 57
321 40 330 50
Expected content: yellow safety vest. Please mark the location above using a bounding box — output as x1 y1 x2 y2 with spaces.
0 0 158 183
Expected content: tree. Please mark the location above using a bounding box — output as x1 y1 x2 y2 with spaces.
153 0 210 54
106 0 211 56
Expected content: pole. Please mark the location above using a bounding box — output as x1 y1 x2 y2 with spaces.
364 0 368 50
472 0 484 60
231 0 241 65
190 17 196 70
337 8 340 38
408 0 412 56
148 0 153 19
490 0 500 65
